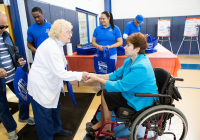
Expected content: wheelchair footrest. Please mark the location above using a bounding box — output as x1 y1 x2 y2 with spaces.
96 130 115 139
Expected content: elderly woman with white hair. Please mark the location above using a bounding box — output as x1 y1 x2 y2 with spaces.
27 19 88 140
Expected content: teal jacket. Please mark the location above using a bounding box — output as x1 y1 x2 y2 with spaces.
106 54 158 111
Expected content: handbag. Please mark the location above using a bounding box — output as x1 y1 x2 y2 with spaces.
13 64 30 106
146 34 158 53
94 47 116 74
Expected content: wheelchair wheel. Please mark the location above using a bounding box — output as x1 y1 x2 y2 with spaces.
130 105 188 140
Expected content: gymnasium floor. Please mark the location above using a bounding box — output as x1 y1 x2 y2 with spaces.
0 55 199 140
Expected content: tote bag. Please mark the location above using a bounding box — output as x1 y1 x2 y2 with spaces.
94 47 116 74
13 65 30 106
145 34 158 53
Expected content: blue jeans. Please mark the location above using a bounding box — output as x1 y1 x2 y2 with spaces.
100 54 117 90
0 81 29 133
30 96 62 140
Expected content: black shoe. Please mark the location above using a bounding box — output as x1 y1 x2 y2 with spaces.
96 90 102 96
86 122 93 129
86 127 100 137
55 129 72 136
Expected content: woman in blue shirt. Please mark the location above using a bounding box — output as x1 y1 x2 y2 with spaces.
86 33 158 138
92 11 123 94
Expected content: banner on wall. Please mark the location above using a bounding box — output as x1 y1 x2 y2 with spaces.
157 19 171 37
184 17 200 37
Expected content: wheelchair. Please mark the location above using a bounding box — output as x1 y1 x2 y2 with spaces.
87 67 188 140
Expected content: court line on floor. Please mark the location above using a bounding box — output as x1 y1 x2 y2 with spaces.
177 86 200 89
181 64 200 70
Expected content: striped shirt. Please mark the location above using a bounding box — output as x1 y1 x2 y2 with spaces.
0 35 15 83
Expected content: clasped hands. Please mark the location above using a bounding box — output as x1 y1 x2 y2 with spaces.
82 72 97 83
97 45 112 51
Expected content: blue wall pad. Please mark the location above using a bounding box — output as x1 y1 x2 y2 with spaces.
171 16 186 53
114 19 125 45
114 19 124 35
141 18 147 34
181 64 200 70
146 17 159 39
64 8 80 52
49 5 65 21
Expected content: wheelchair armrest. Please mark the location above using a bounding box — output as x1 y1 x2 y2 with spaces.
135 93 171 98
171 77 184 82
174 78 184 81
135 93 173 105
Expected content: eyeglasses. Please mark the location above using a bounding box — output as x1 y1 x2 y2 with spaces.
0 25 9 30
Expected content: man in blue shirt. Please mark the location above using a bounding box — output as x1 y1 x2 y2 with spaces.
123 14 144 40
27 7 51 55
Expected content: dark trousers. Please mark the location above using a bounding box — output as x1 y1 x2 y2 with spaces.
0 81 29 133
30 96 62 140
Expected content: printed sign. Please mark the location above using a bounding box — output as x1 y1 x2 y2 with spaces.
157 19 171 37
184 17 200 37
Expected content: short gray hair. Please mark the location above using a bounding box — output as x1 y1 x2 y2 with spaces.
48 19 73 39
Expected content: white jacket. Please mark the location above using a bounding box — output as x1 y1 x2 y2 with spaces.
27 38 82 108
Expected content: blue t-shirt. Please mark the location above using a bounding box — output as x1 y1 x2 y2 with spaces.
93 25 122 56
124 20 141 36
27 20 52 49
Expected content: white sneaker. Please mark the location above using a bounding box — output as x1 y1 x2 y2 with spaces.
8 130 18 140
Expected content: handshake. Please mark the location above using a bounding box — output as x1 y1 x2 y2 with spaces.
82 72 97 83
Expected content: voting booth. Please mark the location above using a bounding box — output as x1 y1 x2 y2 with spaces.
176 17 200 55
157 19 173 52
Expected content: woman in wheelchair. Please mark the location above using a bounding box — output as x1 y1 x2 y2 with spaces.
85 32 159 138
